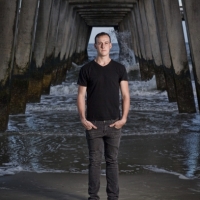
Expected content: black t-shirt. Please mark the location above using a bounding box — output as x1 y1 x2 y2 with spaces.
77 59 128 121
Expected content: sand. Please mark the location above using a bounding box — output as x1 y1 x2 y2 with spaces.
0 172 200 200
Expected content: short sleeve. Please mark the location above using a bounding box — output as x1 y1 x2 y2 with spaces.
77 66 88 86
119 65 128 82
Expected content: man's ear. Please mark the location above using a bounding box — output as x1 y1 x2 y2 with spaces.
94 43 97 49
109 43 112 49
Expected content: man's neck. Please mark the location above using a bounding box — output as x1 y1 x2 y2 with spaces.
94 56 111 66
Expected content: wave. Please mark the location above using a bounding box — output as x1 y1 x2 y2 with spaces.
0 163 196 179
50 75 158 96
143 165 193 180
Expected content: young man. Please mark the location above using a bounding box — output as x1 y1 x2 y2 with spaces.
77 32 130 200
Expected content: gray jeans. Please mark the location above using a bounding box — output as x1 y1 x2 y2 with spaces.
86 119 121 200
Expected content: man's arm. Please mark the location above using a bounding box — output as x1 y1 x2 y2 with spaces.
120 80 130 123
77 85 97 130
110 80 130 129
77 85 87 122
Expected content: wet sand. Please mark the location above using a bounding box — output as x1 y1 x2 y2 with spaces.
0 172 200 200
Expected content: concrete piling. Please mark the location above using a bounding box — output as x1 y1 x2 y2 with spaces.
54 1 71 85
9 0 39 114
65 12 79 64
138 0 155 80
133 4 149 81
65 11 78 59
42 0 61 94
162 0 196 113
83 26 91 61
51 0 68 85
153 0 177 102
130 10 142 64
182 0 200 111
143 0 166 90
74 19 88 64
55 1 68 61
127 11 140 64
0 0 19 131
81 25 91 61
28 0 53 103
118 22 128 62
58 5 75 83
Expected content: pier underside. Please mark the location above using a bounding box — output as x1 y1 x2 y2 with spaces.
0 0 200 131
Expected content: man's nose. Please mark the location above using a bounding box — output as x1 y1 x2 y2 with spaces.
101 43 105 48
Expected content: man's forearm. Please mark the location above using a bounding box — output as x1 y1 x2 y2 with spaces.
77 95 86 121
121 95 130 122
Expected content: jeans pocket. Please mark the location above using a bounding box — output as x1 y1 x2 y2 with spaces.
86 128 101 139
108 126 121 138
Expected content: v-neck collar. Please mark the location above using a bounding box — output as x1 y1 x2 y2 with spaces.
93 59 112 67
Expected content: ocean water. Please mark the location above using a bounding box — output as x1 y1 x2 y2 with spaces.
0 43 199 184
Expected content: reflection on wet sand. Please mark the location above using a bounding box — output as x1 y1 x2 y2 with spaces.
0 110 200 180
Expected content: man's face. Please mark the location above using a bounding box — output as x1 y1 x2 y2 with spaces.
94 35 112 57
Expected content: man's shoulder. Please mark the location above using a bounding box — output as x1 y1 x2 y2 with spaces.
111 60 124 67
110 60 126 70
81 60 95 69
